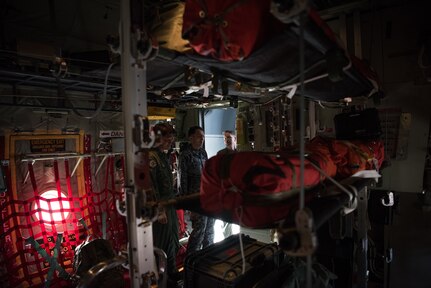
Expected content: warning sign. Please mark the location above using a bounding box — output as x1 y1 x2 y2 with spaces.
99 130 124 138
30 139 66 153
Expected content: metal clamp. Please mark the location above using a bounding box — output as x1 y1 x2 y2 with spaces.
133 116 155 149
51 57 68 78
343 185 358 215
283 209 317 257
384 248 393 263
154 247 168 288
130 29 159 66
116 199 127 217
381 191 394 207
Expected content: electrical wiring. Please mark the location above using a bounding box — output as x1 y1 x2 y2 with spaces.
63 62 116 119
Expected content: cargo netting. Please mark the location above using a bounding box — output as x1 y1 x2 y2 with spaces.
0 135 127 288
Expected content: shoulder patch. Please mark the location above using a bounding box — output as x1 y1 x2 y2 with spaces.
149 159 157 168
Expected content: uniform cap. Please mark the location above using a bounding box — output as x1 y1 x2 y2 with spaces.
153 122 176 137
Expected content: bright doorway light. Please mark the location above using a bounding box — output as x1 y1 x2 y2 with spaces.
214 220 240 243
34 190 70 223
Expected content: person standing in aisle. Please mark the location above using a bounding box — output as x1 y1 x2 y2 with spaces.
216 130 237 239
148 122 180 284
217 130 237 155
179 126 215 255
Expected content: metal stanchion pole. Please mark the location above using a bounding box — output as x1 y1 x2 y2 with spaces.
120 0 156 286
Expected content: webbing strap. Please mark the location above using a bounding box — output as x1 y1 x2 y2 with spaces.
64 159 80 249
341 140 373 165
52 160 62 234
243 188 302 205
194 0 248 55
79 218 90 236
102 212 107 240
26 235 70 287
28 163 49 246
242 153 291 190
109 157 116 191
104 156 110 190
219 153 302 204
64 159 73 198
46 234 62 286
219 153 235 179
279 154 297 188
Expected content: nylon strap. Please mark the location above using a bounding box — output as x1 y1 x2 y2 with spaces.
79 218 90 236
64 159 80 250
243 188 301 205
45 234 62 287
341 140 372 164
219 152 308 204
278 153 297 188
26 234 70 287
28 163 49 246
102 212 107 240
219 153 235 179
110 157 116 191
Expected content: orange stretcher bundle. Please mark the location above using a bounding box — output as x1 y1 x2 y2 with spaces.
200 137 384 228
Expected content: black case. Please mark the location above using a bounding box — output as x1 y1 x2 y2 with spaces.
184 235 280 288
334 108 382 140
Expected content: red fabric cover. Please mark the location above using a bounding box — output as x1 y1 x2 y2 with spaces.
175 210 187 269
176 209 186 238
201 152 322 227
353 140 385 170
182 0 284 61
200 138 384 228
176 244 188 269
308 137 385 178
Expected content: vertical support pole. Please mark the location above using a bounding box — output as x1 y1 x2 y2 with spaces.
339 14 347 49
357 186 369 288
199 108 205 129
354 11 362 59
120 0 155 287
199 108 206 149
298 11 312 288
308 101 316 139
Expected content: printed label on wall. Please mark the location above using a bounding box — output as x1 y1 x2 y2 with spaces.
30 139 66 153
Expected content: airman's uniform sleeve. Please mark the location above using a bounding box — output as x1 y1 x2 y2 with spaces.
148 151 161 201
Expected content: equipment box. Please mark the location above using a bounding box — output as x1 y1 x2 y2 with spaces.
184 234 280 288
334 108 382 140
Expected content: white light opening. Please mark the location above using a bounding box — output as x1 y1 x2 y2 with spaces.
34 190 71 223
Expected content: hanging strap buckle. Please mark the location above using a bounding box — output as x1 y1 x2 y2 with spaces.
381 191 394 207
282 209 317 257
133 116 155 149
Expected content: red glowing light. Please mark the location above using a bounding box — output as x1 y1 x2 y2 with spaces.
34 190 70 222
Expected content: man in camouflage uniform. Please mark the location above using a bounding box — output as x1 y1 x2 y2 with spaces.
179 126 215 255
149 123 180 280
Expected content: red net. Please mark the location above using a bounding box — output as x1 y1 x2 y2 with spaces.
0 135 127 288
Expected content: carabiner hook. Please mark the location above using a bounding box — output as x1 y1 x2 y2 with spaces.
381 191 394 207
